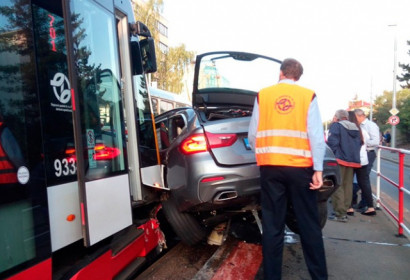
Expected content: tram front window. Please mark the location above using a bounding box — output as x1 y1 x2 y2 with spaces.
68 0 127 180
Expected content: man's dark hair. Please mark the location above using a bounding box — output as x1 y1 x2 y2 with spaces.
280 58 304 81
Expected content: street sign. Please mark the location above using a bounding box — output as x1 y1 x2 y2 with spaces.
389 108 400 115
388 115 400 126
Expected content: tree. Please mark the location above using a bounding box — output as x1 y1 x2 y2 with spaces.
134 0 163 45
372 90 392 131
134 0 194 93
397 40 410 89
396 89 410 142
162 44 194 93
373 88 410 142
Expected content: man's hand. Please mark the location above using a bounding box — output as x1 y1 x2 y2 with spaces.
310 171 323 190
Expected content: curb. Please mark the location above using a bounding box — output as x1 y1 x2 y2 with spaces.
380 156 410 168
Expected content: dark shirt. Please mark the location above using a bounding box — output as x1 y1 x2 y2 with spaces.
327 120 361 167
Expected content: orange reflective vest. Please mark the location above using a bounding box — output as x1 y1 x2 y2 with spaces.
0 122 18 184
255 83 314 167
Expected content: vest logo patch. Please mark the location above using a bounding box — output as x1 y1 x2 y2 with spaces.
275 95 294 114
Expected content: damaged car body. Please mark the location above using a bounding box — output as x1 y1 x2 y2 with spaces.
157 51 341 245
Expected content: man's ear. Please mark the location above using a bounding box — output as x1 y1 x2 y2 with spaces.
279 70 285 80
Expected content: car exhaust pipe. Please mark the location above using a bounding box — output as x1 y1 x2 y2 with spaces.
213 190 238 202
322 178 335 189
318 178 337 202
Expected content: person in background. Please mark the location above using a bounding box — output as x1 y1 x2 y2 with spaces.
347 111 376 216
327 109 361 222
353 109 380 210
248 58 327 280
159 122 170 148
384 130 391 147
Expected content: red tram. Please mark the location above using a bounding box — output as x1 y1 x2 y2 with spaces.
0 0 167 278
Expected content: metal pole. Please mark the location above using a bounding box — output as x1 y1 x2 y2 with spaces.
398 152 404 236
389 24 398 148
370 77 373 121
376 148 381 209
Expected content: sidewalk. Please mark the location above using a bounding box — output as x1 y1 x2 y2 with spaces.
321 204 410 280
253 203 410 279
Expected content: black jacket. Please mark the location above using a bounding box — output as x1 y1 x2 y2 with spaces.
327 120 361 168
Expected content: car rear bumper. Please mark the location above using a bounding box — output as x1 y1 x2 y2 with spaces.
198 171 260 205
167 151 261 212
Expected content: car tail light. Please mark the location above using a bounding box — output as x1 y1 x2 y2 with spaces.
180 132 237 155
201 176 225 183
64 144 121 161
180 134 207 154
206 132 237 149
94 143 121 160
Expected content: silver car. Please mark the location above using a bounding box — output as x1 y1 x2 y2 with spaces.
157 51 340 245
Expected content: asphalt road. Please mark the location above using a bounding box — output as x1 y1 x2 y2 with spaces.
135 206 410 280
368 153 410 230
370 158 410 209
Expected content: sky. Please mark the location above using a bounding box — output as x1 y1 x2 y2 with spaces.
161 0 410 121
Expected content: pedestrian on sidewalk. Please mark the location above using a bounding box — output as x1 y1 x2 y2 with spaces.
384 130 391 147
248 58 328 280
327 109 361 222
354 109 380 210
348 111 376 216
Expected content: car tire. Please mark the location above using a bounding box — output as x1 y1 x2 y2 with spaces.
285 201 328 234
162 197 207 245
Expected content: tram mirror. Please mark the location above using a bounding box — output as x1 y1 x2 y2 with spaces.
130 21 152 37
139 38 157 74
131 41 143 75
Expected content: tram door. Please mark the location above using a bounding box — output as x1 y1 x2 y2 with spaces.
63 0 132 246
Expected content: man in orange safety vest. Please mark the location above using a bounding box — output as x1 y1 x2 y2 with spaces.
248 58 327 280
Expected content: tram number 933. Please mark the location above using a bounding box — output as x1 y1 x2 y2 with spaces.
54 158 77 177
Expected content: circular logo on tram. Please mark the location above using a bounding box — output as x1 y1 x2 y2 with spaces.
275 95 295 114
50 72 71 104
17 166 30 184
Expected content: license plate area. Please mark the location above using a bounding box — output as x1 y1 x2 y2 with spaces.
243 137 251 150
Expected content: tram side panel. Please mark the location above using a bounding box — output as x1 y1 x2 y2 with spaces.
0 0 165 279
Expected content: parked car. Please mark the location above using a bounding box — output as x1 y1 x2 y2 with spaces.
156 51 340 245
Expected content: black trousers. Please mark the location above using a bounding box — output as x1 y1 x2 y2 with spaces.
260 166 327 280
354 165 374 208
366 150 376 176
355 150 376 208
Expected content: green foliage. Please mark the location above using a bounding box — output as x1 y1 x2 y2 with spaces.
373 88 410 142
163 44 194 93
134 0 163 44
391 38 410 141
397 40 410 89
134 0 194 93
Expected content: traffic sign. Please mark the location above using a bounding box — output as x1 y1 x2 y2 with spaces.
388 115 400 126
389 108 400 115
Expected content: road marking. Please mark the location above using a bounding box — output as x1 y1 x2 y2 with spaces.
323 236 410 247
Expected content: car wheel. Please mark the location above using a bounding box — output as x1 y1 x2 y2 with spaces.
162 197 207 245
285 201 328 234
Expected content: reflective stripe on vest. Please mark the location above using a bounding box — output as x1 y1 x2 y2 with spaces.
255 146 312 158
256 129 308 139
255 83 314 167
